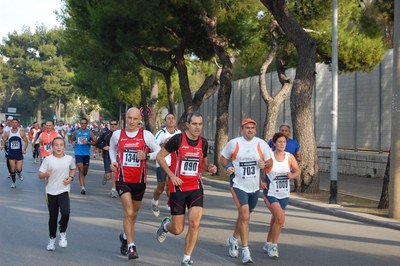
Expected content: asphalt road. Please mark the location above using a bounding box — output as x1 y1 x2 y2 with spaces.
1 145 399 266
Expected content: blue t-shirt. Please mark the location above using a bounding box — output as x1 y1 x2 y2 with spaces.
74 129 92 156
267 138 300 156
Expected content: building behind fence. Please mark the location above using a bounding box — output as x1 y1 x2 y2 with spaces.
176 50 394 178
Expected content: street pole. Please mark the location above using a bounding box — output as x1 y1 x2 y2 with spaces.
389 0 400 218
329 0 338 204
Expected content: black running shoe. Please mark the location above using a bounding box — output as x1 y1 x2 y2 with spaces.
119 233 128 255
128 245 139 260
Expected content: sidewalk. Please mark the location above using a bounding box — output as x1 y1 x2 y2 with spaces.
197 153 400 231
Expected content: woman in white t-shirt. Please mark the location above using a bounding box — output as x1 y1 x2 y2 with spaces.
39 137 76 251
262 132 301 258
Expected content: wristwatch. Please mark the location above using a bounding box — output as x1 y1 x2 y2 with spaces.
146 154 150 160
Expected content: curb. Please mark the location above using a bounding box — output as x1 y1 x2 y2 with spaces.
148 162 400 231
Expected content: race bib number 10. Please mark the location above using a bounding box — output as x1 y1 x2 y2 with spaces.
180 157 199 176
123 149 140 167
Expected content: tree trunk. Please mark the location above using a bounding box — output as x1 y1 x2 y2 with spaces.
199 12 233 175
36 94 45 123
378 151 390 209
261 0 319 193
137 73 148 127
148 75 159 134
80 102 91 122
259 20 292 140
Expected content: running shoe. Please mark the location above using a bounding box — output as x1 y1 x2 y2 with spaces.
102 175 107 185
128 245 139 260
10 183 16 188
241 248 253 263
111 190 118 198
181 259 194 266
156 216 170 243
81 188 86 195
119 233 128 255
46 238 56 251
227 236 239 258
34 159 37 163
151 200 160 217
267 245 279 258
18 173 23 181
263 242 272 252
59 232 67 248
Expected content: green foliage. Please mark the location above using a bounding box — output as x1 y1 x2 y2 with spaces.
0 27 75 117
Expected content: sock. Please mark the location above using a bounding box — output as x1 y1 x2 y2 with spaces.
152 198 158 205
128 242 135 248
163 221 169 232
183 254 191 262
111 188 116 191
242 246 249 251
11 172 16 182
123 233 127 240
231 236 238 242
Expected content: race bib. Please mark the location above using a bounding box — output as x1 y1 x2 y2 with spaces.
239 161 257 180
274 173 289 193
77 135 87 144
45 143 52 152
180 157 199 176
10 141 20 150
123 149 140 167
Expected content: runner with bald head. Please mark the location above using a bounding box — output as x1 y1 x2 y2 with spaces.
109 107 161 260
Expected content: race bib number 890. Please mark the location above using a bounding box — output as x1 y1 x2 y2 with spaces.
180 157 199 176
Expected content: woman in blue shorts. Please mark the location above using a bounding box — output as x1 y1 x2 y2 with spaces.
262 132 301 258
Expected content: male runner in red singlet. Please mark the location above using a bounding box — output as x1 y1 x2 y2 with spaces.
109 107 160 260
155 111 217 266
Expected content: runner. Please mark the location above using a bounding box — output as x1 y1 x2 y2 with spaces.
95 119 119 198
37 121 61 164
38 137 76 251
220 118 273 263
109 107 160 260
151 113 181 216
71 118 97 195
0 118 29 188
155 111 217 266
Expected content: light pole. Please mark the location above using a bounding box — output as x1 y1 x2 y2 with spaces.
329 0 338 204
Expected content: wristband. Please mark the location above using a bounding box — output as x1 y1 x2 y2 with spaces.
69 176 74 181
225 164 231 171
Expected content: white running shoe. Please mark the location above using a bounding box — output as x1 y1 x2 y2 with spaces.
263 242 272 252
46 238 56 251
268 245 279 258
227 236 239 258
241 248 253 263
151 199 160 217
59 232 67 248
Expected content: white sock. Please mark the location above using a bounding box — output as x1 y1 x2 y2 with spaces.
152 198 158 205
128 242 135 248
183 254 191 262
231 236 238 242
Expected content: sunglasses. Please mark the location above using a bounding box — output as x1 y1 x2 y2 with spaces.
110 123 118 125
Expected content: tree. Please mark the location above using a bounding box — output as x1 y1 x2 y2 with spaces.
0 27 74 122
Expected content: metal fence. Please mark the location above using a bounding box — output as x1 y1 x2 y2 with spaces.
177 49 393 153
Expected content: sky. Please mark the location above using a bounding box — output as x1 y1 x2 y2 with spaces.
0 0 63 40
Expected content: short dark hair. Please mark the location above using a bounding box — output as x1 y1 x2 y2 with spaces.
186 111 202 123
164 113 175 121
272 132 288 143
